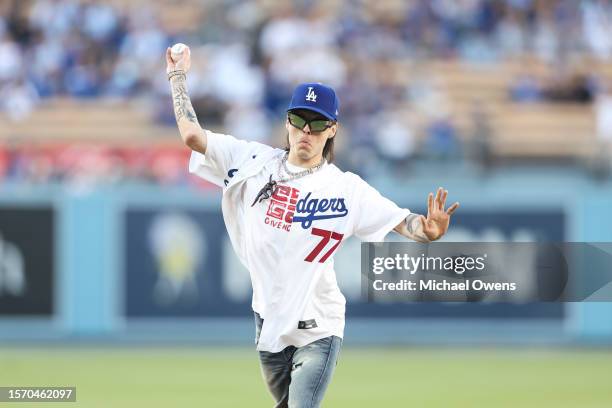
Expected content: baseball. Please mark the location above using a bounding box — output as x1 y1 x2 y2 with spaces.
170 43 187 62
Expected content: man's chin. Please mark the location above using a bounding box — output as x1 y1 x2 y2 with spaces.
296 147 312 157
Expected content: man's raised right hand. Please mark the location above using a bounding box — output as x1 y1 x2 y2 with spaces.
166 44 191 74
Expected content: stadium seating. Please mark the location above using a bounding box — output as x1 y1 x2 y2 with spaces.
427 61 596 160
0 98 175 145
0 63 598 161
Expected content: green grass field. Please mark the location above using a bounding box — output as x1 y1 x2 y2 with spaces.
1 347 611 407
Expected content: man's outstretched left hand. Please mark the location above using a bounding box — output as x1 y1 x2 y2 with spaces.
420 187 459 241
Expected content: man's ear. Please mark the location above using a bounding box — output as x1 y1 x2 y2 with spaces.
329 123 338 138
285 119 291 132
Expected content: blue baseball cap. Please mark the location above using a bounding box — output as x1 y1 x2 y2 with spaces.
287 82 339 122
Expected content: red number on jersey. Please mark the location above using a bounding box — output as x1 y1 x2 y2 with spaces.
304 228 344 263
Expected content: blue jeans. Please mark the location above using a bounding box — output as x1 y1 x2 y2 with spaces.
254 312 342 408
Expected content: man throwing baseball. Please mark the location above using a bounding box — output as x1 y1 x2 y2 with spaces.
166 45 458 408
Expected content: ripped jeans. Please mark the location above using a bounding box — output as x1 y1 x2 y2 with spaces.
254 312 342 408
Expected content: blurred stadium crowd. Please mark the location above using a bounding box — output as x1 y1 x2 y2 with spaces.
2 0 612 185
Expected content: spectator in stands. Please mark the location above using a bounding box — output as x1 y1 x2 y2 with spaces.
581 0 612 61
496 6 527 57
109 8 166 96
374 109 416 174
0 77 39 121
510 73 543 102
3 0 612 185
0 32 21 82
542 71 596 103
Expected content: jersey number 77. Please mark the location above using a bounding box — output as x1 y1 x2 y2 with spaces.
304 228 344 263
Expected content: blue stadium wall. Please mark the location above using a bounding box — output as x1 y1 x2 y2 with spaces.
1 167 612 345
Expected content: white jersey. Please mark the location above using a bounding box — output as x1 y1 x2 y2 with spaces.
189 130 411 352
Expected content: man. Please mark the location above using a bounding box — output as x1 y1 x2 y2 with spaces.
166 46 459 408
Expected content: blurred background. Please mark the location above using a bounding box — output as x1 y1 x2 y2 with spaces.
1 0 612 407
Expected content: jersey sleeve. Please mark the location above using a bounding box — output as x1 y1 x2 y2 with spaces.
188 130 255 187
351 175 411 242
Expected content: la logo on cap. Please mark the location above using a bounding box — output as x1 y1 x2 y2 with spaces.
305 86 317 102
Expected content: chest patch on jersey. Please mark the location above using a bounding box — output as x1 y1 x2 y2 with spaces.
264 185 300 232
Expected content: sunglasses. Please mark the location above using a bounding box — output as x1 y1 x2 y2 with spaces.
287 112 334 133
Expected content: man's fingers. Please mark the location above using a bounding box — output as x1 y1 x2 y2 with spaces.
436 187 445 210
434 187 442 209
441 189 448 208
179 47 191 71
165 47 174 65
446 202 460 215
427 192 433 215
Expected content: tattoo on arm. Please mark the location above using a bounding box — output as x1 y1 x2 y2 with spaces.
170 75 198 124
404 214 430 243
405 214 420 235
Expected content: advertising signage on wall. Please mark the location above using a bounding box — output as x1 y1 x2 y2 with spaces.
0 207 54 316
124 208 251 317
124 208 564 319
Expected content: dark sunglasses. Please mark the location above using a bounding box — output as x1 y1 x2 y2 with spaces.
287 112 334 133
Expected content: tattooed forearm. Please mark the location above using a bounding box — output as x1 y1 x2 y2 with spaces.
400 214 430 243
170 75 198 124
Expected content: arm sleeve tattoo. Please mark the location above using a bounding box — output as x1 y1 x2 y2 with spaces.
170 75 198 124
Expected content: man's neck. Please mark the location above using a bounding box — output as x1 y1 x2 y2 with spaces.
287 152 324 168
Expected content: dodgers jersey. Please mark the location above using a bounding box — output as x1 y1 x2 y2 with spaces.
189 130 411 352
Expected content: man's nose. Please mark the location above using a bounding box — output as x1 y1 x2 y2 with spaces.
302 124 311 134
